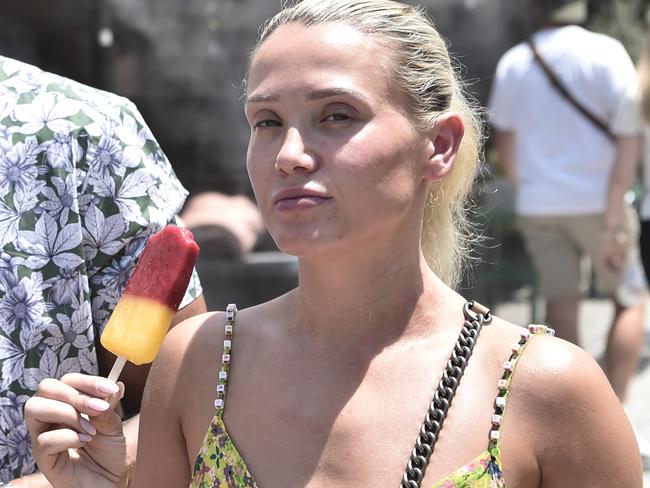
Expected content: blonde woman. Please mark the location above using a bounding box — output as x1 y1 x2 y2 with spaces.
24 1 642 487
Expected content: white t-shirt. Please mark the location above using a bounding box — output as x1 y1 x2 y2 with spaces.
489 26 639 216
611 84 650 220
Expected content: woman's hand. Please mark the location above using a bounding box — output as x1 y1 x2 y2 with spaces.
24 373 128 488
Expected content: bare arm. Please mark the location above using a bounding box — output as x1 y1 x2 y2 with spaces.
604 135 642 231
11 473 54 487
521 337 643 487
130 311 220 487
602 136 642 270
493 129 517 186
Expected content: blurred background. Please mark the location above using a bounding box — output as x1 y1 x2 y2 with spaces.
2 0 643 197
1 0 648 314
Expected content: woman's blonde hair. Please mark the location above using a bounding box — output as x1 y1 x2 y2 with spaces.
251 0 484 287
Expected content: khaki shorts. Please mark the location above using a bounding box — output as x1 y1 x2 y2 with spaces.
518 208 638 299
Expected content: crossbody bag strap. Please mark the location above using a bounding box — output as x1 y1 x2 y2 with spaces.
527 38 616 141
400 301 492 488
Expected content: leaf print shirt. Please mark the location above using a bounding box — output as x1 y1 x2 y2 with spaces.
0 55 202 481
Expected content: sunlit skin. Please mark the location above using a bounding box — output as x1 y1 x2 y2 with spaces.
24 20 643 488
245 23 455 262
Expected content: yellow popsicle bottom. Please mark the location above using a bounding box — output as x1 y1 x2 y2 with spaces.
100 295 175 365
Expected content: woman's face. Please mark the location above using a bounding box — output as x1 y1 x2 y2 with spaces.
245 22 438 258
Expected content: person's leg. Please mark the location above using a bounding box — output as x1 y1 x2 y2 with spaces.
585 207 645 401
604 299 644 401
518 215 582 342
585 211 649 462
546 294 581 344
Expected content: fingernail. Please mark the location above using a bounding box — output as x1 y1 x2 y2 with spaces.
96 379 120 394
87 397 111 412
79 417 97 435
78 433 93 443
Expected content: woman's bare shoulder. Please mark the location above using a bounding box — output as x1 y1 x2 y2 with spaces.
147 306 266 418
163 294 291 370
143 312 225 403
495 321 643 486
487 317 613 411
511 330 611 407
163 311 226 361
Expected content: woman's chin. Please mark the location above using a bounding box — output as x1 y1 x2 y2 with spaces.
273 234 333 259
275 241 316 258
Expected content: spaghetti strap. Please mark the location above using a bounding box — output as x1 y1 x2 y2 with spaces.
486 324 555 448
213 303 238 418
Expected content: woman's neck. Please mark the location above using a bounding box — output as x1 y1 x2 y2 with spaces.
285 246 458 353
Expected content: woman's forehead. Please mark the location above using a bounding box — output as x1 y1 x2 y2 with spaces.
278 21 367 45
248 22 397 96
253 23 371 65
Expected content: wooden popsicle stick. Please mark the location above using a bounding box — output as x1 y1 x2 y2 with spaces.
107 355 127 383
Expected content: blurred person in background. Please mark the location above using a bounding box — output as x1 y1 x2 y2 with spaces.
180 192 265 260
604 13 650 463
609 15 650 299
489 0 646 410
0 54 208 486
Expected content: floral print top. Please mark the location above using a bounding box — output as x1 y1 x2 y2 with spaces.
190 306 554 488
0 55 202 481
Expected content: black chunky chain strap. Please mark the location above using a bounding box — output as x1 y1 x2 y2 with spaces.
400 301 492 488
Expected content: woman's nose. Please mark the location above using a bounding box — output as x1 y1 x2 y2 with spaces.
275 127 317 175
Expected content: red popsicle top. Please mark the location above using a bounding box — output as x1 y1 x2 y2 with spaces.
124 225 200 310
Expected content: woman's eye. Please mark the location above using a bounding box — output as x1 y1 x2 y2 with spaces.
254 119 281 128
323 112 352 122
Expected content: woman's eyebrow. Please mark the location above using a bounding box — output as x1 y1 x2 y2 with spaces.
246 88 369 105
246 93 278 104
307 88 369 103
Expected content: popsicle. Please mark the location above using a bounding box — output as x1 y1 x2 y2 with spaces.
101 224 200 381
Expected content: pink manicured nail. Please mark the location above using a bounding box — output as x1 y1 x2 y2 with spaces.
78 433 93 443
87 397 110 412
79 417 96 435
96 379 120 394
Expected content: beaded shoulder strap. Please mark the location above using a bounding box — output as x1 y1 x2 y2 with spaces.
487 324 555 448
401 301 492 488
214 303 237 417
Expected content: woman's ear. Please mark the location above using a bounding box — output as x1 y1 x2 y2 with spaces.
423 112 464 182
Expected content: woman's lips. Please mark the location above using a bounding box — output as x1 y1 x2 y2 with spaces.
275 195 331 211
272 186 332 211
